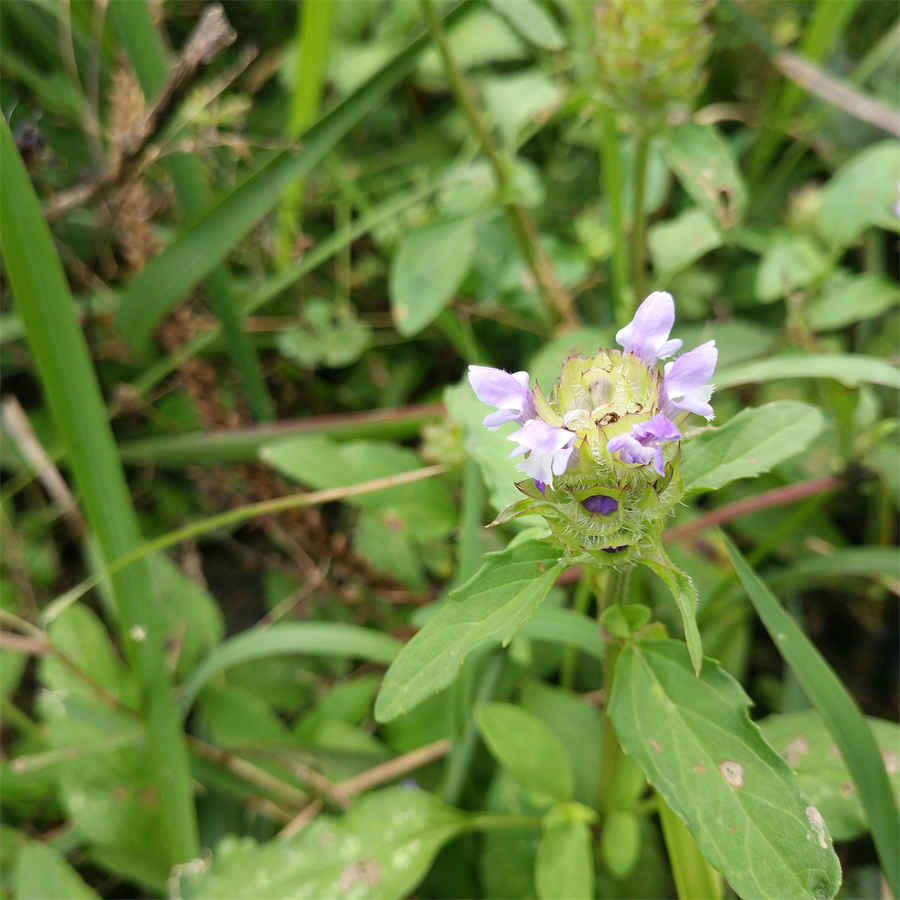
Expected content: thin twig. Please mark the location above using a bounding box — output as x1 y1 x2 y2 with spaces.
334 738 452 802
277 798 323 840
420 0 577 330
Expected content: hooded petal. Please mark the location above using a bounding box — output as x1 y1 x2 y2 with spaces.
508 419 575 488
468 365 535 429
606 433 655 468
662 340 717 421
607 413 681 477
615 291 683 366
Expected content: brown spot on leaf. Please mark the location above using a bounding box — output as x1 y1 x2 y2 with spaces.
140 786 159 808
783 737 809 766
340 860 381 892
719 760 744 788
806 806 828 849
840 782 855 798
649 739 661 753
693 763 706 773
882 749 898 775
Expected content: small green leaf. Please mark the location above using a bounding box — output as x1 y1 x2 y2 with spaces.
600 603 651 639
756 234 828 302
599 810 640 879
390 219 476 336
375 539 564 721
807 273 900 331
173 787 466 900
477 702 574 802
649 207 722 277
276 298 372 368
682 401 825 495
536 822 593 900
716 354 900 391
724 538 900 897
486 0 565 51
663 124 747 228
519 607 606 664
759 710 900 842
482 71 562 147
818 141 900 249
609 639 842 900
355 510 426 590
15 842 100 900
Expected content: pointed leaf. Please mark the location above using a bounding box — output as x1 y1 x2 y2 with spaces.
487 0 565 51
716 354 900 391
682 402 825 495
535 822 593 900
609 639 842 900
375 539 564 721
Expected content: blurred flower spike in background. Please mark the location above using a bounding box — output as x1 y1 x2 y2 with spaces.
468 291 717 560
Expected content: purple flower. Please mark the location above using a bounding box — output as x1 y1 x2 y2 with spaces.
582 494 619 515
508 418 575 488
615 291 683 366
607 413 681 477
468 365 535 429
661 340 717 421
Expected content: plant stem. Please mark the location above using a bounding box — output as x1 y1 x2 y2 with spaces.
630 132 650 305
420 0 577 330
560 573 593 690
442 650 506 806
600 109 629 325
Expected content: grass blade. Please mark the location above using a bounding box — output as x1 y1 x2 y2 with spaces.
117 0 472 352
0 120 198 864
179 623 401 713
109 0 274 419
724 535 900 895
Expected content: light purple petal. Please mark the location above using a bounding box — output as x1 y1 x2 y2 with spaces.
508 419 575 488
662 340 717 421
606 433 655 467
468 365 535 429
651 446 665 477
615 291 680 366
607 413 680 476
632 413 681 444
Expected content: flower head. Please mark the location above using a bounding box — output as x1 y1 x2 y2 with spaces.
467 365 535 429
615 291 682 366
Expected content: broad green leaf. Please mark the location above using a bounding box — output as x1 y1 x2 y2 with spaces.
724 538 900 897
477 702 573 802
535 823 593 900
355 510 426 590
375 539 564 721
756 234 829 302
14 841 100 900
521 680 604 807
116 2 472 351
716 354 900 391
261 435 455 540
486 0 565 51
390 219 476 336
807 273 900 331
444 378 529 516
609 639 842 900
682 401 825 494
673 319 774 368
295 675 381 739
276 298 372 368
519 607 606 665
649 207 722 277
198 684 293 748
180 623 401 713
173 787 466 900
818 141 900 249
663 123 747 228
759 711 900 841
482 71 563 147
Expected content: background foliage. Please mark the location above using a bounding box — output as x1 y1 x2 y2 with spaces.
1 0 898 898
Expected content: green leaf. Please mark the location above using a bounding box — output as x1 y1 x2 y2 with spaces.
765 547 900 593
116 2 472 351
173 787 466 900
390 219 476 336
276 298 372 368
716 354 900 391
482 71 563 147
758 711 900 842
535 823 593 900
807 273 900 331
649 207 722 277
180 623 401 713
724 538 900 897
599 810 640 879
673 319 774 368
521 680 604 807
657 799 723 900
818 141 900 249
486 0 565 51
519 607 606 664
14 841 100 900
682 402 825 494
261 435 455 540
639 552 702 675
663 124 747 228
609 639 842 900
756 234 828 302
355 510 426 590
375 539 564 722
476 702 573 802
